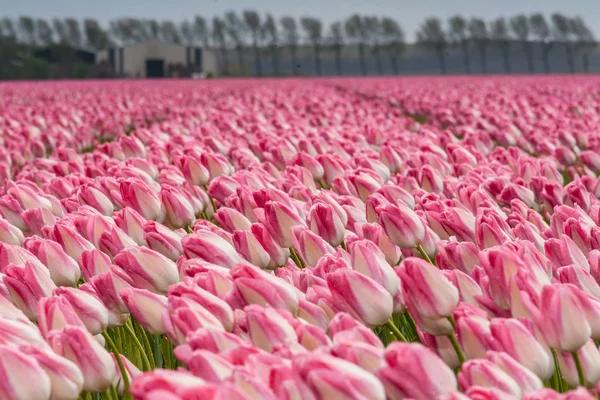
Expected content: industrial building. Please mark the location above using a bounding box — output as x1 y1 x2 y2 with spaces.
95 40 218 78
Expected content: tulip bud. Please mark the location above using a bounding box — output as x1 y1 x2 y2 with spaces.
293 228 335 267
113 207 147 246
201 153 233 180
398 257 459 320
296 352 386 400
50 224 95 262
163 296 226 345
20 344 84 400
4 261 56 320
37 295 86 338
114 246 180 294
349 239 399 296
556 339 600 388
377 203 425 249
182 230 247 268
186 349 234 382
232 229 271 269
47 326 116 393
121 287 167 335
459 358 522 397
456 314 494 360
159 185 195 229
22 207 57 236
251 223 290 268
214 207 252 233
176 155 210 186
79 249 112 281
77 186 114 216
264 201 306 248
377 342 456 399
25 238 81 287
244 305 299 353
0 345 52 400
120 178 165 222
0 218 24 245
54 286 109 335
143 221 183 262
308 202 346 247
327 269 393 327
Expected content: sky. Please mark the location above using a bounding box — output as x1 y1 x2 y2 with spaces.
2 0 599 42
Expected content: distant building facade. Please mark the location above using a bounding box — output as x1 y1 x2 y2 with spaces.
96 40 218 78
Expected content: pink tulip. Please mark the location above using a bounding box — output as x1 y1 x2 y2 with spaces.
22 207 57 236
114 246 180 294
251 223 290 268
120 287 167 335
182 230 247 268
77 185 114 215
557 265 600 299
327 269 393 327
295 352 386 400
20 344 84 400
245 305 298 353
50 224 95 262
24 237 81 286
143 221 183 261
160 185 195 229
169 281 234 331
48 326 116 393
0 345 52 400
377 203 425 249
293 228 335 267
0 196 27 230
545 236 590 273
79 249 112 281
186 349 234 382
264 201 306 248
120 178 165 222
486 351 544 394
176 155 210 186
0 218 24 245
201 153 234 180
556 339 600 388
214 207 252 233
397 257 459 320
54 286 109 335
439 207 477 242
459 358 522 397
377 342 456 400
456 314 494 360
308 202 346 247
37 295 85 338
89 266 133 314
113 207 147 246
535 284 591 352
3 261 56 320
349 239 399 296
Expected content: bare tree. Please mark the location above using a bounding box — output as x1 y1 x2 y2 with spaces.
243 10 262 76
510 14 533 73
18 16 36 45
84 19 111 50
225 11 247 74
281 16 299 75
262 14 279 76
345 15 369 76
212 17 229 74
160 21 181 44
469 17 488 73
449 16 470 74
65 18 83 48
144 20 161 40
381 18 405 75
179 20 195 46
328 21 344 75
490 17 511 73
36 19 54 46
551 13 574 73
53 19 69 44
530 13 552 73
365 16 384 75
416 18 447 74
1 18 17 40
301 17 323 76
570 16 595 73
193 16 210 48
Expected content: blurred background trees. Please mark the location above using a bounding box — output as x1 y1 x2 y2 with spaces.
0 11 595 79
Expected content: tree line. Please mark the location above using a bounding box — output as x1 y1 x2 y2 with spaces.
0 11 595 77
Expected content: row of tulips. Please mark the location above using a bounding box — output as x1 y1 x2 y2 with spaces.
0 78 600 399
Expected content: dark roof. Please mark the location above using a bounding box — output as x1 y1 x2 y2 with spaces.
34 45 96 64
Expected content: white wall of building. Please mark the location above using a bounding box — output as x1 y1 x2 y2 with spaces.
96 41 218 77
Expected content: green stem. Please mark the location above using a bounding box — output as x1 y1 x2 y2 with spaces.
133 319 156 369
403 311 419 342
102 331 132 400
551 349 564 392
447 332 466 365
385 318 407 342
203 184 218 213
185 225 194 234
340 240 347 251
572 350 586 387
124 320 153 371
416 244 434 265
289 247 306 269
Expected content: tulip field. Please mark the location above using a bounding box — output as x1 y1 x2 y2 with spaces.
3 76 600 399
